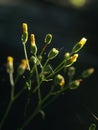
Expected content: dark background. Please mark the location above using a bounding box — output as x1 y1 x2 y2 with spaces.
0 0 98 129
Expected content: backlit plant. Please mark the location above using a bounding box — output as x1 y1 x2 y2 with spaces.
0 23 95 130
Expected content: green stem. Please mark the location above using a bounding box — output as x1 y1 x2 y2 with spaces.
42 85 54 104
39 44 48 56
23 44 30 71
9 72 15 100
18 104 40 129
34 60 41 104
43 85 69 109
14 86 26 100
0 72 15 129
47 62 66 79
0 101 13 129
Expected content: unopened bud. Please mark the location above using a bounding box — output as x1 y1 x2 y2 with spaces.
64 52 70 59
30 34 37 55
21 23 28 44
45 34 52 44
68 66 76 77
7 56 14 73
48 48 59 60
69 79 82 90
30 56 37 64
31 34 35 45
65 54 78 67
17 59 27 75
82 68 94 78
72 37 87 53
54 74 65 87
22 23 28 33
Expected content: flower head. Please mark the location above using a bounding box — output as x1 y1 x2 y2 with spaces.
31 34 35 46
48 48 59 60
21 23 28 44
82 68 95 78
17 59 28 75
22 23 28 33
70 54 78 63
72 37 87 53
7 56 14 73
54 74 65 87
30 34 37 55
65 54 78 67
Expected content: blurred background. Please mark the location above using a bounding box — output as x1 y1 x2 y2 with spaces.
0 0 98 129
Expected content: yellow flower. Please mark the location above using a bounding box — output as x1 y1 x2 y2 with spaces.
59 78 65 87
30 34 37 55
70 54 78 63
19 59 28 70
82 68 95 78
21 23 28 44
31 34 35 46
54 74 65 87
79 37 87 47
17 59 28 75
65 54 78 67
22 23 28 33
72 37 87 53
7 56 14 66
7 56 14 73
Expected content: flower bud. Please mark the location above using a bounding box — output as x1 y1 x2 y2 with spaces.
64 52 70 60
69 79 81 90
30 34 37 55
30 56 37 64
54 74 65 87
72 37 87 53
7 56 14 73
44 34 52 44
48 48 59 60
81 68 94 78
17 59 27 75
68 66 76 77
21 23 28 44
65 54 78 67
22 23 28 33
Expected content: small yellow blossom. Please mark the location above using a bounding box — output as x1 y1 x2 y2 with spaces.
30 34 37 55
82 68 95 78
59 78 65 87
54 74 65 87
70 54 78 63
72 37 87 53
17 59 28 75
22 23 28 33
7 56 14 73
31 34 35 46
19 59 28 70
7 56 14 66
79 37 87 47
65 54 78 67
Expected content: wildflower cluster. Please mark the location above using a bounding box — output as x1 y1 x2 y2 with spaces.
0 23 95 130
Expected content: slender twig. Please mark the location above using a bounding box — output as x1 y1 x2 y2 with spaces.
0 101 13 129
23 44 30 71
34 57 41 104
0 72 15 129
18 104 40 130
